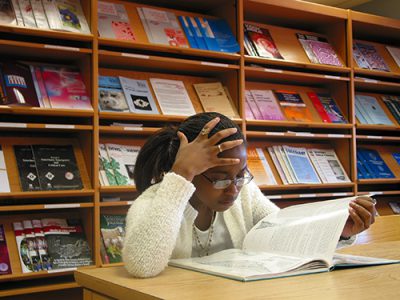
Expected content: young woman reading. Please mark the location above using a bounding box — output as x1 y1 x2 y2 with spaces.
123 112 375 278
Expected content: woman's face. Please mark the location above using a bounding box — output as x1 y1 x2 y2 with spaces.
191 144 248 212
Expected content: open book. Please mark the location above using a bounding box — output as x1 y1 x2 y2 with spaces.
169 196 399 281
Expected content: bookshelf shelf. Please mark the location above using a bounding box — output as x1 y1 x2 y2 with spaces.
0 203 94 213
244 66 351 83
0 190 95 200
0 25 94 42
1 0 399 297
98 50 240 73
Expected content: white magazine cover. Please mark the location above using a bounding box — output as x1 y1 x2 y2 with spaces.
11 0 24 25
0 145 10 192
119 144 140 186
97 1 135 40
105 144 130 186
18 0 37 27
283 145 321 184
138 6 188 47
42 0 90 34
386 46 400 68
355 94 393 126
31 0 49 29
256 148 277 185
308 148 350 183
150 78 196 116
119 77 159 114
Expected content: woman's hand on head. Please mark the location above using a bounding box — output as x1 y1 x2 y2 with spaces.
341 197 376 239
171 117 243 182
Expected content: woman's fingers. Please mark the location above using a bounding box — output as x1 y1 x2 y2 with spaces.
207 127 238 145
215 139 244 154
197 117 220 139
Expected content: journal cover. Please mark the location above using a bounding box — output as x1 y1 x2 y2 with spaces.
274 90 313 122
98 76 129 112
354 42 390 72
41 65 92 109
205 17 240 53
244 23 283 59
13 145 41 191
0 224 11 275
32 144 83 190
1 61 40 106
97 1 135 41
100 214 126 263
0 145 10 193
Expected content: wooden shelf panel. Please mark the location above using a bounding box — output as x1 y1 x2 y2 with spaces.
354 68 400 81
356 135 400 142
0 107 94 117
0 190 95 200
267 191 354 200
0 281 79 298
245 57 351 77
247 131 352 139
0 25 93 42
244 0 347 26
358 178 400 185
354 78 400 94
0 265 95 283
350 10 400 41
246 120 352 129
356 124 400 131
99 126 159 135
0 40 91 60
0 203 94 212
98 39 240 61
0 123 93 132
259 182 354 191
100 262 124 268
100 201 135 207
357 191 400 196
100 186 137 193
99 50 240 74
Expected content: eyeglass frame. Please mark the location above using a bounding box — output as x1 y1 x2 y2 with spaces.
201 169 254 189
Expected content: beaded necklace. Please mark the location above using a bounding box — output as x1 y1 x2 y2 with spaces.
192 212 216 257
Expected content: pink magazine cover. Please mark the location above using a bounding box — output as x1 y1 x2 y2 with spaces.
41 66 92 109
308 40 343 67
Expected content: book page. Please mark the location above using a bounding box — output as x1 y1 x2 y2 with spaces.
169 248 327 281
243 197 355 262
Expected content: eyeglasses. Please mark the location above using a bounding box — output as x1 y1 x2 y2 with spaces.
201 171 254 189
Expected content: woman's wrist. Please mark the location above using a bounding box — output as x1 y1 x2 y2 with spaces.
171 164 195 182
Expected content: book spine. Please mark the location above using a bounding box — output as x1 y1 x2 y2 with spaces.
267 147 288 185
18 0 37 27
30 0 49 29
307 92 331 123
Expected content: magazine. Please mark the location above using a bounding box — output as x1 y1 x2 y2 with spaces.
169 196 399 281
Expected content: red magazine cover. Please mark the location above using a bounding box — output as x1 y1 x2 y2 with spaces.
41 65 92 109
0 224 12 275
244 23 283 59
0 62 40 107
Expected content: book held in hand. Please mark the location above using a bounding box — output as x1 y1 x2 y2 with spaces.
170 196 399 281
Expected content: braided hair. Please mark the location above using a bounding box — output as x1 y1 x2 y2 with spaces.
133 112 245 193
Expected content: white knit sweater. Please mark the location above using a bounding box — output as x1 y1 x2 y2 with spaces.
122 172 280 278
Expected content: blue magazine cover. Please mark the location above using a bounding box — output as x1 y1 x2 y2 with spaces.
178 16 198 49
206 18 240 53
359 148 394 179
392 152 400 166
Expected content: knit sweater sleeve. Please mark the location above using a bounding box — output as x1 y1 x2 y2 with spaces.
122 172 195 278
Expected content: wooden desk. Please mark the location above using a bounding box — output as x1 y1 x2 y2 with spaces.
75 241 400 299
355 215 400 244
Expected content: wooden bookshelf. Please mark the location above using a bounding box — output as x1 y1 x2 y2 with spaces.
0 0 399 297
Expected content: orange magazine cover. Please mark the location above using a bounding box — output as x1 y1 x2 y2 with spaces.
274 90 313 122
